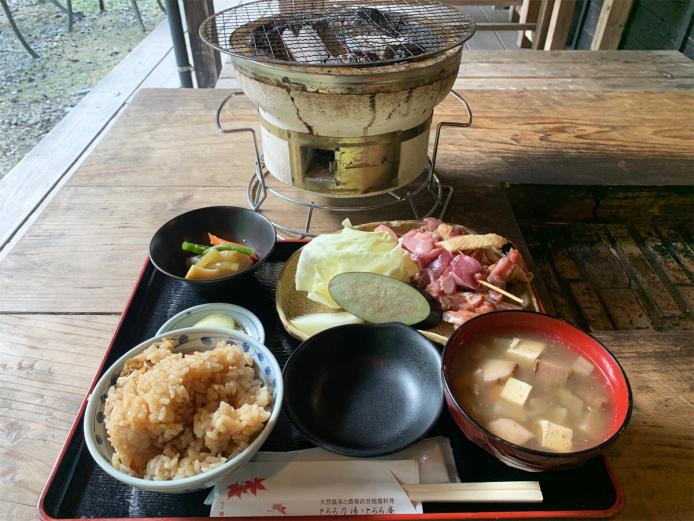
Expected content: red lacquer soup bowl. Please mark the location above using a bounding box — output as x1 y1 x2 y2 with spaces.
442 310 632 472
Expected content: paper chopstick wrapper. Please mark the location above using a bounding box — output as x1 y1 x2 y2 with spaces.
252 436 459 484
204 436 459 506
210 460 422 517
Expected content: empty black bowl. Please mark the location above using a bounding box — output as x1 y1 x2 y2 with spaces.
149 206 276 288
283 322 443 457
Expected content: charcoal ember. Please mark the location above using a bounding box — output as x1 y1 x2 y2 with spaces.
324 51 380 64
282 26 330 63
352 7 403 37
383 42 427 60
248 24 293 61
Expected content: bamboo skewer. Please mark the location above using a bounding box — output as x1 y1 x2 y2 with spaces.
402 481 543 503
478 279 525 304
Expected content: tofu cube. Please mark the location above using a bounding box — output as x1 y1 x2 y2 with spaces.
507 339 545 367
534 359 571 388
500 377 533 407
557 388 585 418
572 356 594 378
494 399 528 423
538 420 573 452
488 418 534 446
480 359 518 383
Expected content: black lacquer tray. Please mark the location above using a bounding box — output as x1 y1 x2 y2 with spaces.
39 241 622 520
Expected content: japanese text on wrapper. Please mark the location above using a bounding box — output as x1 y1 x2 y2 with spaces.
319 497 396 516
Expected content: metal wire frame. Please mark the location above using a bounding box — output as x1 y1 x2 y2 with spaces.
200 0 475 68
215 90 471 238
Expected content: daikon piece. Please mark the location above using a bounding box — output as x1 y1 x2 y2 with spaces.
537 420 573 452
548 406 569 425
528 397 552 415
492 338 515 349
534 359 571 388
480 359 518 383
507 339 545 366
574 386 609 410
488 418 535 445
494 399 528 422
500 377 533 407
557 387 584 418
578 409 606 439
572 356 594 378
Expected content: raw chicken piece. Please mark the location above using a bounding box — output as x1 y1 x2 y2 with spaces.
446 254 484 289
429 249 453 279
443 309 479 327
402 231 435 255
488 248 525 288
436 222 466 241
421 217 443 231
415 247 446 269
373 224 398 242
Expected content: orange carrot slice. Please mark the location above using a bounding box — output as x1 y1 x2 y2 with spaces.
208 233 257 260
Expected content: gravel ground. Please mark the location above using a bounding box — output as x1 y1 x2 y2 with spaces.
0 0 165 179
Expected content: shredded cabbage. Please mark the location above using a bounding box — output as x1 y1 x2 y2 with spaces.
295 220 418 308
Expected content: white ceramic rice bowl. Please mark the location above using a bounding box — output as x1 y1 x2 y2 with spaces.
83 328 283 493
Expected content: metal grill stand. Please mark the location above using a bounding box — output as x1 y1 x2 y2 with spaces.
216 90 472 238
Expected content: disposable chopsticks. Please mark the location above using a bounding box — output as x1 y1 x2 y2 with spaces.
401 481 543 503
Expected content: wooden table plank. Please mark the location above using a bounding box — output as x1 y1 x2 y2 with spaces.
595 331 693 521
0 184 544 314
0 314 119 521
0 20 174 252
0 320 689 519
0 81 692 521
64 89 694 189
216 50 694 91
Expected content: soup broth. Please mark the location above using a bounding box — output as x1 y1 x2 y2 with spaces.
450 332 613 453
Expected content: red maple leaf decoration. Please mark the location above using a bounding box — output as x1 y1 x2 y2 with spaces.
244 477 266 496
226 476 266 499
227 481 246 499
268 503 287 515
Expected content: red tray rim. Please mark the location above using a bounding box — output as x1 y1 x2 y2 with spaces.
37 240 623 521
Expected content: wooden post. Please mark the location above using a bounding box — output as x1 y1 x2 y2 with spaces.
517 0 540 48
591 0 634 50
544 0 576 50
532 0 554 49
183 0 222 88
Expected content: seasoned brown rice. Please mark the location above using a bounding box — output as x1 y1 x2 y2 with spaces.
104 339 271 480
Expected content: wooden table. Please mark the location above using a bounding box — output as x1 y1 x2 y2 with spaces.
1 64 693 519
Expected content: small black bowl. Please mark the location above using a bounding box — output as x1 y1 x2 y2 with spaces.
149 206 276 289
283 322 443 457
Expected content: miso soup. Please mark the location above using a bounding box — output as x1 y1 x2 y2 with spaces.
449 332 613 453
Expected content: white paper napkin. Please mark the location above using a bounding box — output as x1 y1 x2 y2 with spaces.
210 460 422 517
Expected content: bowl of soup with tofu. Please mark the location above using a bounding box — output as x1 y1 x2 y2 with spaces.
442 310 632 472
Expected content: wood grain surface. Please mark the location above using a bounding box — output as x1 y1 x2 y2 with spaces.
216 50 694 91
0 83 692 520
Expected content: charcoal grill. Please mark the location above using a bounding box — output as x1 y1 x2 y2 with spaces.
200 0 476 236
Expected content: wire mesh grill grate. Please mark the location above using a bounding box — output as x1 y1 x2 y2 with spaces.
200 0 475 68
